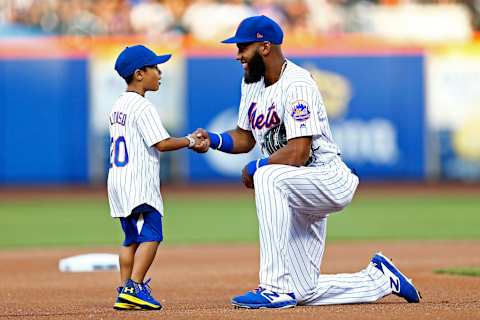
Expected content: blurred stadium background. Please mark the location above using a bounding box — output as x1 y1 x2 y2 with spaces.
1 0 480 247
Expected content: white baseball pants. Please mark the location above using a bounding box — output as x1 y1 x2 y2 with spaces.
253 158 391 305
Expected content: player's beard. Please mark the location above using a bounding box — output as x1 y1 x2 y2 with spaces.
244 51 265 84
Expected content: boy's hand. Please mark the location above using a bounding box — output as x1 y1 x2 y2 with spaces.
192 135 208 150
190 128 210 153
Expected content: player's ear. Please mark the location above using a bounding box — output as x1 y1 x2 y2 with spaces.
259 41 271 56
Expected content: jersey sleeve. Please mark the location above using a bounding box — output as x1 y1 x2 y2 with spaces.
137 103 170 147
237 78 252 131
284 82 326 140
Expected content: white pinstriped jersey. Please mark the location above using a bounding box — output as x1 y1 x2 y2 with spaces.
107 92 169 218
237 60 341 165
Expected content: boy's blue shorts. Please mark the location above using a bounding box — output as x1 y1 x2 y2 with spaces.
119 204 163 246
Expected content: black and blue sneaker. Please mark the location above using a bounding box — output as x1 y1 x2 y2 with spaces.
371 252 421 303
231 287 297 309
118 279 162 310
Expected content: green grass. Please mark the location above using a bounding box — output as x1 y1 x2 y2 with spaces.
1 194 480 248
328 196 480 240
434 268 480 277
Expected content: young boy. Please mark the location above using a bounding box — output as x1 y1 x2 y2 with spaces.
108 45 202 311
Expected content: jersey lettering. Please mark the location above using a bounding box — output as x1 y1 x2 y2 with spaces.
248 102 281 130
109 111 127 126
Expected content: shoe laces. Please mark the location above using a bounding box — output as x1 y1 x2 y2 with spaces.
142 278 152 294
252 287 265 294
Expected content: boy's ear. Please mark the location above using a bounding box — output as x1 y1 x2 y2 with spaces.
134 69 143 81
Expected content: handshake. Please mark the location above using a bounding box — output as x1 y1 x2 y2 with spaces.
187 128 211 153
185 128 255 189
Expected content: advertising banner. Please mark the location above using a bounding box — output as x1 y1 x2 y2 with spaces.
186 52 425 181
427 44 480 180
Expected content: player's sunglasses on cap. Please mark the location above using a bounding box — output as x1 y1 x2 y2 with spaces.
222 15 283 45
115 45 171 79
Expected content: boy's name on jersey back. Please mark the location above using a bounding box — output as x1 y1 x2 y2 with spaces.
110 111 127 126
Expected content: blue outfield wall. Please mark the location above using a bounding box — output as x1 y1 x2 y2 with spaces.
186 54 425 181
0 58 89 184
0 52 424 184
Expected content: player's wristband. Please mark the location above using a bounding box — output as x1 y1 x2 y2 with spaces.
207 131 234 153
185 135 195 149
246 158 269 177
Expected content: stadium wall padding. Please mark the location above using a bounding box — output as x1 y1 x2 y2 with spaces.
0 58 89 184
0 45 426 184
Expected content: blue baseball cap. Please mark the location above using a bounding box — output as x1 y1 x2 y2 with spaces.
222 15 283 45
114 45 171 79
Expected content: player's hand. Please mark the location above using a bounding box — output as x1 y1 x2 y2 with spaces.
190 128 210 153
241 166 254 189
192 135 208 150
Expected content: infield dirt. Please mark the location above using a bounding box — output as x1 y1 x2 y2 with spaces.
1 241 479 320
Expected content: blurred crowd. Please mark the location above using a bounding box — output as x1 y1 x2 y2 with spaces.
0 0 479 40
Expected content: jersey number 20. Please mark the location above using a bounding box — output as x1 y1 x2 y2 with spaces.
110 136 129 167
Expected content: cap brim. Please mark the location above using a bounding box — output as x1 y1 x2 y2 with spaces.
147 54 172 65
221 36 256 44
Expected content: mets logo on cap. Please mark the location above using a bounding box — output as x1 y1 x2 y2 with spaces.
291 100 311 121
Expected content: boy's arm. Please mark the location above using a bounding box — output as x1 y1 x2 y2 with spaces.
153 136 204 152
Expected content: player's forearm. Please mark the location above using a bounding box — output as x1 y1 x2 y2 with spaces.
259 136 311 167
269 136 312 166
208 127 255 154
268 143 310 167
154 137 191 152
244 141 310 179
227 128 256 153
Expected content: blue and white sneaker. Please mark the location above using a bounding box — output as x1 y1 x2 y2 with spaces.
371 252 421 303
231 287 297 309
118 279 162 310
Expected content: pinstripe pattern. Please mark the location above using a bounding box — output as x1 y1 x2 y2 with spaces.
238 60 340 165
253 164 391 304
237 60 390 305
107 92 169 218
305 264 392 305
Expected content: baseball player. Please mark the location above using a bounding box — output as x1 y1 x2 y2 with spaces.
192 15 421 309
108 45 203 311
